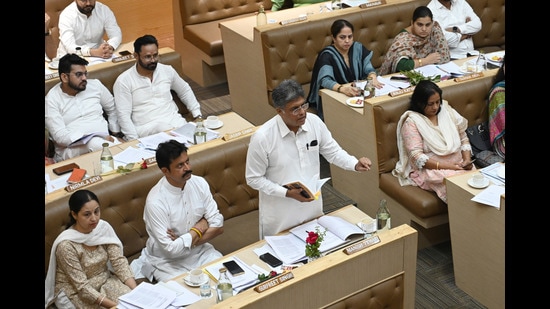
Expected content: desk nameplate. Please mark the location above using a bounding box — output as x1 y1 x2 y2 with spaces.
254 272 294 293
359 0 386 9
454 72 484 82
64 175 103 192
343 235 381 254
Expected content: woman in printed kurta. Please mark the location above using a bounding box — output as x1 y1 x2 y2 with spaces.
45 190 136 309
488 56 505 160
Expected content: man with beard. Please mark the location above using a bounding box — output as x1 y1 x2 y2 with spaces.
113 34 203 140
56 0 122 59
245 79 372 239
134 140 224 282
45 53 123 162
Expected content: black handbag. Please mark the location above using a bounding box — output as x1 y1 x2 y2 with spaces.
466 121 491 157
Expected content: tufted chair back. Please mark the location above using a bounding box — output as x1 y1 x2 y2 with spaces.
179 0 272 27
45 0 73 59
468 0 505 53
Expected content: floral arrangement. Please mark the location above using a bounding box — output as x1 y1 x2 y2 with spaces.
258 270 278 282
305 226 327 259
400 70 441 85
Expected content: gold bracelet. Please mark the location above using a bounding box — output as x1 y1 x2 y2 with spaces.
98 295 105 306
337 85 343 93
436 161 439 170
418 58 422 66
190 227 203 239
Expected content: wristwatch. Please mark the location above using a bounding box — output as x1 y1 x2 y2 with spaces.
452 26 458 33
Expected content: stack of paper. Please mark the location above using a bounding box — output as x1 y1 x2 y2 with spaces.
204 256 261 294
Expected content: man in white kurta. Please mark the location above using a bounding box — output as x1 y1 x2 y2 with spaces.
113 35 202 140
246 79 372 239
137 140 223 282
45 54 122 162
427 0 482 59
56 0 122 59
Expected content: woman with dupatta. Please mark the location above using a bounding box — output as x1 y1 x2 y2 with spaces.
378 6 450 75
488 55 505 160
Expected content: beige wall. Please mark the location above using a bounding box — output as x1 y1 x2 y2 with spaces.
101 0 174 49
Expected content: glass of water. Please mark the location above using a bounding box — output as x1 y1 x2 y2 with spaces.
200 280 212 298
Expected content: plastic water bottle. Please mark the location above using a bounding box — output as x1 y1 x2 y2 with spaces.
257 5 267 26
476 51 487 72
364 76 375 99
376 199 391 231
100 143 114 174
75 47 84 58
216 268 233 303
193 117 207 144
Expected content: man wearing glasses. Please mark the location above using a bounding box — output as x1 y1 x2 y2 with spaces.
45 53 123 162
113 34 203 140
56 0 122 59
246 79 372 239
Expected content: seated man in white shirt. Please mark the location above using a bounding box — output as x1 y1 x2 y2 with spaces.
427 0 482 59
113 34 203 140
45 53 123 162
56 0 122 59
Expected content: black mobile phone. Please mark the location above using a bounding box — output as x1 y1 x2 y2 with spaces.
259 252 283 267
222 260 245 276
390 76 409 81
119 50 131 56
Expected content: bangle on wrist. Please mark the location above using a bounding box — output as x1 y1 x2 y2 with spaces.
436 161 439 170
418 58 422 66
190 227 203 239
98 295 105 305
337 85 343 93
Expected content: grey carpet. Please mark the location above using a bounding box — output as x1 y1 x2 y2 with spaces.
185 75 487 309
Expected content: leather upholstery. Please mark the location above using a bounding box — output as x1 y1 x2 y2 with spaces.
45 135 259 277
178 0 272 57
373 76 494 220
45 0 72 60
44 50 193 121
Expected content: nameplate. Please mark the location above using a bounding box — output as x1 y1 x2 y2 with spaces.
45 72 59 80
343 235 381 255
389 86 415 97
359 0 386 9
145 157 157 165
454 72 484 82
222 126 257 141
254 272 294 293
279 16 307 26
64 175 103 192
112 54 135 63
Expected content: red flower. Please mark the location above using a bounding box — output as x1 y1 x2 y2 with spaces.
306 231 318 244
140 158 148 169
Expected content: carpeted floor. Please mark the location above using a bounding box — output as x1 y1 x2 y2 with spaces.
185 76 487 309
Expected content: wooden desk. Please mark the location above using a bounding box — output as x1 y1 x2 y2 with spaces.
171 205 418 308
320 56 499 218
45 112 255 203
445 169 505 309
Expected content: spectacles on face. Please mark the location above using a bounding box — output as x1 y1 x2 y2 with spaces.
287 102 309 115
141 53 160 61
67 71 89 78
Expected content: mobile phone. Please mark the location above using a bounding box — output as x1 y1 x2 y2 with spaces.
222 260 245 276
259 253 283 267
67 168 87 184
53 163 80 175
390 76 409 81
119 50 131 56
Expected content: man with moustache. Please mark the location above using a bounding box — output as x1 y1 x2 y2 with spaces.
113 34 203 140
135 140 224 282
45 53 123 162
56 0 122 59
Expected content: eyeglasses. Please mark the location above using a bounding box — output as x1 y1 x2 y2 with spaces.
287 102 309 115
68 71 89 78
141 53 160 61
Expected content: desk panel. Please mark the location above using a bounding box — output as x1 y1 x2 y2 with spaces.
174 205 418 308
446 170 505 308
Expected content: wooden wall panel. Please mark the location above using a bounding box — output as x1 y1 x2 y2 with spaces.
101 0 174 49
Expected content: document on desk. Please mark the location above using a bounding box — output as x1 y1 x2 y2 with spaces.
118 281 176 309
204 256 260 293
376 76 410 96
114 146 156 164
138 131 186 150
471 185 505 209
415 62 462 78
171 122 219 144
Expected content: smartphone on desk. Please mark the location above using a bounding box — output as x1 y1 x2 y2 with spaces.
222 260 245 276
118 50 131 56
260 252 283 267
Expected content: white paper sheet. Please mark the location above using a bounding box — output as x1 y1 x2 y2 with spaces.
471 185 505 209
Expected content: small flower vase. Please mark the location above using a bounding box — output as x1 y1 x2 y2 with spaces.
308 254 320 263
